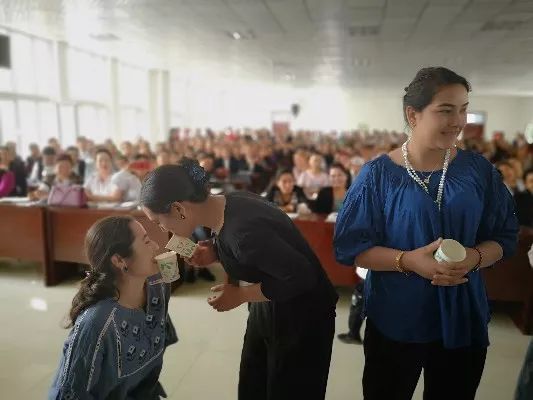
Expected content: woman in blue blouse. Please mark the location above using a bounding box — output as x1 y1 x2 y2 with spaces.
49 216 177 399
334 67 518 400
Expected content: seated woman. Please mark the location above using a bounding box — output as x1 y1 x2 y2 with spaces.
112 154 142 203
297 153 330 197
266 168 308 213
30 154 82 201
0 146 15 198
497 160 525 195
84 148 123 203
49 215 177 399
309 163 352 214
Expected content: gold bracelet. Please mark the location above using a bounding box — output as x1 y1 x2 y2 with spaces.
395 251 409 275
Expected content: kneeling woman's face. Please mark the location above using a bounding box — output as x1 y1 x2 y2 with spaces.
126 221 161 278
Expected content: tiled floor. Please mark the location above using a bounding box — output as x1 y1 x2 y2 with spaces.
0 260 529 399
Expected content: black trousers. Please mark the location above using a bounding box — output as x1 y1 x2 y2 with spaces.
238 301 335 400
363 319 487 400
348 281 365 338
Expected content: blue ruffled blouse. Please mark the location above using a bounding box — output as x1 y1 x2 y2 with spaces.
334 149 519 349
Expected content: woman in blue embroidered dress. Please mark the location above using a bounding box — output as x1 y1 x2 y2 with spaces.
334 67 519 400
49 216 177 399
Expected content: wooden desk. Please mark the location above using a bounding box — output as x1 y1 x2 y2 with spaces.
482 228 533 334
0 204 48 277
46 207 170 285
293 215 358 287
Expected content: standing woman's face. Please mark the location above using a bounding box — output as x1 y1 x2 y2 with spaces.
409 84 468 151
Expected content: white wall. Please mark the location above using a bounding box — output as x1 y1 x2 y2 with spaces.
469 96 533 139
173 81 533 139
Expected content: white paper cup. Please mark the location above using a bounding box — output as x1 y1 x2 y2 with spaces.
155 251 179 283
434 239 466 263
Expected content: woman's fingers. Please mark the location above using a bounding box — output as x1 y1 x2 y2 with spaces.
431 274 468 286
210 284 225 292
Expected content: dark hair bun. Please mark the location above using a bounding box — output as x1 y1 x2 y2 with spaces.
179 157 209 187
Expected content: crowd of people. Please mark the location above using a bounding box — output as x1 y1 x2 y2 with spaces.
1 125 531 226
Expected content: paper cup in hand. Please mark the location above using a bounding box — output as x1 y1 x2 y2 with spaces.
434 239 466 263
155 251 179 283
165 235 198 258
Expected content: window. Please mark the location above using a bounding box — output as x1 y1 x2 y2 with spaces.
467 112 486 124
0 100 17 145
34 38 56 97
120 107 148 142
67 48 110 103
119 64 148 108
11 33 36 94
77 105 110 144
59 105 77 147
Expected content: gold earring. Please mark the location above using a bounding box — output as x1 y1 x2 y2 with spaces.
180 214 185 220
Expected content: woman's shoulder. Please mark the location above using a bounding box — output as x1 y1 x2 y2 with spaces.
73 299 118 337
455 149 497 180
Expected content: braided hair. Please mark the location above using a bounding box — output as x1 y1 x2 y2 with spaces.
66 216 135 327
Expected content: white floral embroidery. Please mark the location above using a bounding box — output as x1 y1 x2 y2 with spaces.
60 310 87 387
86 308 116 390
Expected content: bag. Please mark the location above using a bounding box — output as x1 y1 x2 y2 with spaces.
48 185 87 207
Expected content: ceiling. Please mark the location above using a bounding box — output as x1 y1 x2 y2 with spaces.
1 0 533 95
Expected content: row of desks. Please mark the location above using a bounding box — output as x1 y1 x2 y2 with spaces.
0 204 357 287
0 204 530 333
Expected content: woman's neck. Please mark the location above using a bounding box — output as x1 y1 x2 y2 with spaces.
99 171 110 180
116 276 146 310
407 137 452 171
197 195 226 234
333 186 346 198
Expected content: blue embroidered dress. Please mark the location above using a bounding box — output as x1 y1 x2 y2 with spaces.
334 149 518 349
49 274 177 399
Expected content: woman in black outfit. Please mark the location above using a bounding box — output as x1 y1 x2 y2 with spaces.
140 159 338 400
310 162 352 214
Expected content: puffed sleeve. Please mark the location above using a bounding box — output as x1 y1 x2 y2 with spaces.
334 163 385 266
477 166 519 258
48 310 107 400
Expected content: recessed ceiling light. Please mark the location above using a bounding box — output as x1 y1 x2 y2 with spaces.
226 30 255 40
89 33 120 41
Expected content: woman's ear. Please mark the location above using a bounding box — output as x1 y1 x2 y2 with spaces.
171 201 186 219
405 106 418 129
110 254 126 271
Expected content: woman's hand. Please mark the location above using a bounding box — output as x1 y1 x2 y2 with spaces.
430 247 480 286
185 240 218 267
207 284 244 312
403 238 469 286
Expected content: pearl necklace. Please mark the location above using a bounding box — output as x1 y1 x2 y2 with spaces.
401 140 450 211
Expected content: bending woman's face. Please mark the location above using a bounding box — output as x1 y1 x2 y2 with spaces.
142 203 197 239
126 221 161 278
